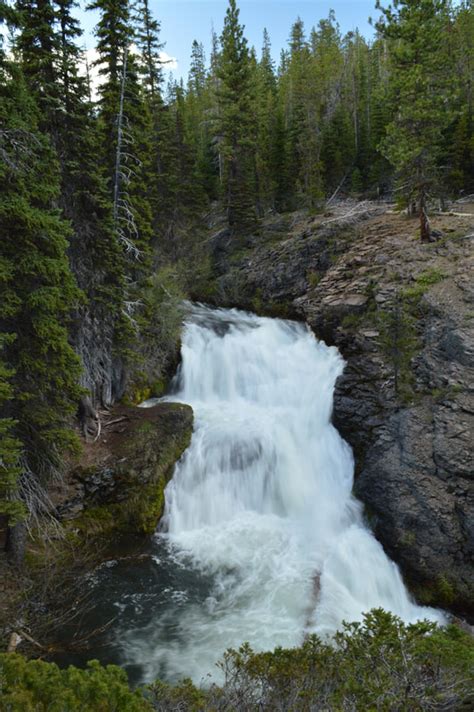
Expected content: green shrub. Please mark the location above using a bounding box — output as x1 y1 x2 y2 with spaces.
198 610 473 711
2 611 472 711
378 298 419 401
0 655 150 711
403 268 446 304
306 270 321 288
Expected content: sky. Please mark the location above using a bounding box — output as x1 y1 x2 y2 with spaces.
78 0 380 82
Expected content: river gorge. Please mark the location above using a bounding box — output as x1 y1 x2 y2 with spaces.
72 304 444 685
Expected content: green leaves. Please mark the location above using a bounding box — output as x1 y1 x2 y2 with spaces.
209 610 474 710
0 654 151 711
1 611 472 709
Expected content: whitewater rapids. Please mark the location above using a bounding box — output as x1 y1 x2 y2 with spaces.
127 304 443 683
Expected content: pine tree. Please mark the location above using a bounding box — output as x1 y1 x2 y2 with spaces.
218 0 257 235
0 11 23 526
89 0 154 267
279 18 308 207
133 0 163 99
55 0 82 113
365 36 393 195
185 41 217 202
447 1 474 192
88 0 132 182
188 39 206 96
14 0 59 132
376 0 456 241
0 57 82 558
0 338 23 526
254 29 277 211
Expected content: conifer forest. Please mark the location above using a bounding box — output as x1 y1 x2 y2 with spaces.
0 0 473 709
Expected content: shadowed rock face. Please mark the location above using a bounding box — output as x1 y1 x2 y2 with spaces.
314 229 474 620
198 203 474 619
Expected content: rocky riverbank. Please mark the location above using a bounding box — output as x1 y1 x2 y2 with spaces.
0 401 193 653
197 201 474 619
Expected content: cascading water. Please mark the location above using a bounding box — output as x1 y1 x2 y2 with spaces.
115 303 443 683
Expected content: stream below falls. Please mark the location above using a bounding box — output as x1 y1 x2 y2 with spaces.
68 304 444 684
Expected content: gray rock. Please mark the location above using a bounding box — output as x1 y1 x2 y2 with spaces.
195 205 474 618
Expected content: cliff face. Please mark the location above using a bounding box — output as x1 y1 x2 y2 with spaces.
200 202 474 618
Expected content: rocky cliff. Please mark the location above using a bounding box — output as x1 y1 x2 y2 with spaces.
199 201 474 619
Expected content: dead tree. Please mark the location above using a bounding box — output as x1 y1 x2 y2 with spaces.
78 396 101 442
113 45 141 260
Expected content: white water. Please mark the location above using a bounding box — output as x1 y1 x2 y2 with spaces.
132 304 443 683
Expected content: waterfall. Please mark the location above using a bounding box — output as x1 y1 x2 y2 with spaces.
126 304 443 683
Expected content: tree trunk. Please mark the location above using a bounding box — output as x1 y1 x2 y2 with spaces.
419 199 431 243
113 46 128 226
6 521 26 568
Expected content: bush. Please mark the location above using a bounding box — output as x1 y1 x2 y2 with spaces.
196 610 473 711
2 610 473 711
0 654 150 711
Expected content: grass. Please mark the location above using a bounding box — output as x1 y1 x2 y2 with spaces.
402 268 446 304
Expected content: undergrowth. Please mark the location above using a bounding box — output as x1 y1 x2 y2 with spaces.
1 609 472 711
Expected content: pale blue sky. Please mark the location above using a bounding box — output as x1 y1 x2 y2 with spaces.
79 1 380 80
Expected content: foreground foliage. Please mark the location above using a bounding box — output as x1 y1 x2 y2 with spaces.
1 611 472 711
0 655 149 711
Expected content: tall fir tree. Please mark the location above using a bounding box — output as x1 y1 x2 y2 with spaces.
89 0 153 281
218 0 257 235
53 0 125 405
14 0 125 404
0 54 82 559
376 0 456 241
447 1 474 191
0 1 23 532
13 0 59 131
133 0 163 99
254 29 278 211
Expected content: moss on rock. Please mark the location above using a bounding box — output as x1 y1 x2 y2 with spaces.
67 403 193 543
409 574 462 610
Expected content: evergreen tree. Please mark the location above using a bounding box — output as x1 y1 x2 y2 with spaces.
133 0 163 99
0 21 23 523
218 0 257 235
88 0 132 181
16 0 126 404
0 57 82 558
253 28 278 211
365 36 393 194
376 0 456 241
0 336 22 526
13 0 61 145
279 18 309 207
447 1 474 192
185 41 218 202
188 39 206 96
89 0 153 270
